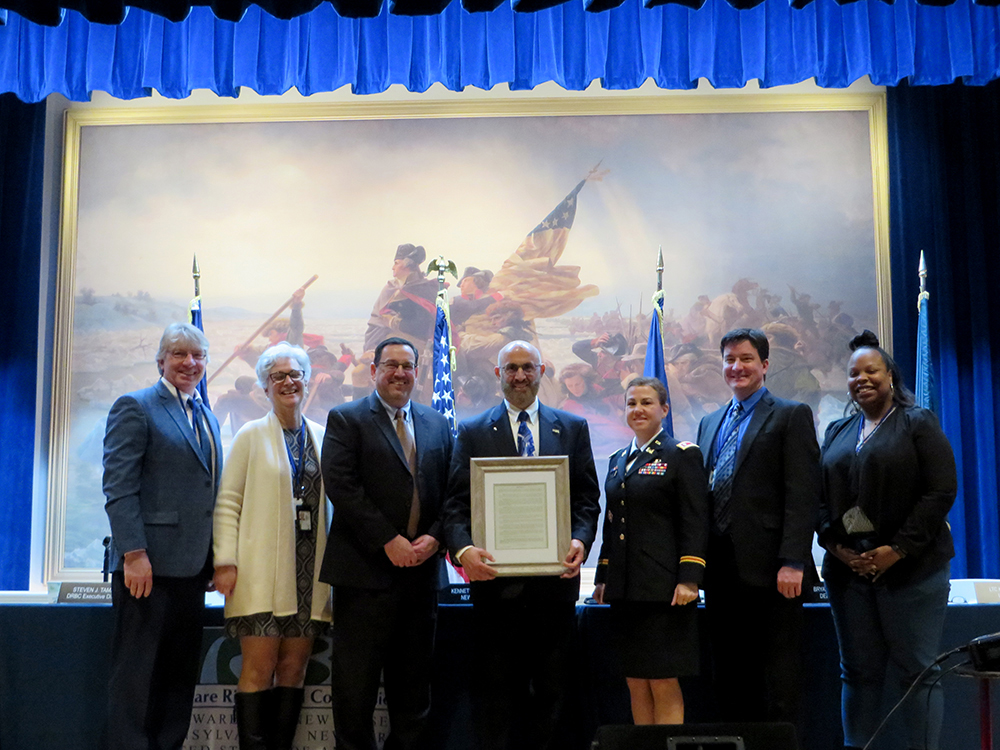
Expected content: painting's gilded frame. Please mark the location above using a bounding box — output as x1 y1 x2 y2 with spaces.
47 92 890 581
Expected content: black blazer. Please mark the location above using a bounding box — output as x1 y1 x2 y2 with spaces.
818 406 956 587
594 435 709 602
319 393 454 590
696 389 820 588
443 401 601 602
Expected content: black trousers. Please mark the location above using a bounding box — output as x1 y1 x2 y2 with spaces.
330 573 438 750
470 584 578 750
108 572 206 750
704 534 805 727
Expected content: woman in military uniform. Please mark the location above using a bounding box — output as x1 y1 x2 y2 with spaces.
593 376 710 725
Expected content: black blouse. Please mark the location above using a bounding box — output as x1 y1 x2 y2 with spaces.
818 406 957 586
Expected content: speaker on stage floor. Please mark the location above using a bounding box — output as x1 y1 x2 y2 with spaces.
591 722 800 750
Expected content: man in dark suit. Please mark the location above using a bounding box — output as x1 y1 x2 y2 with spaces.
103 322 222 750
696 327 820 727
319 336 454 750
444 340 601 750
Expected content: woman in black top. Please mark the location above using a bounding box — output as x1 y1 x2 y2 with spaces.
818 331 957 750
593 376 709 725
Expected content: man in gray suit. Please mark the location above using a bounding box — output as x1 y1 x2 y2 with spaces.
103 322 222 750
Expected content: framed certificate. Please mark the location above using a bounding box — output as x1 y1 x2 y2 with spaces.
470 456 571 577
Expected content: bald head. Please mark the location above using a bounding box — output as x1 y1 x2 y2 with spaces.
497 340 541 368
496 340 545 411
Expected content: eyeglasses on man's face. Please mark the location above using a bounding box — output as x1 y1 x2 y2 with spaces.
378 361 416 374
502 362 539 376
169 349 207 361
268 369 305 383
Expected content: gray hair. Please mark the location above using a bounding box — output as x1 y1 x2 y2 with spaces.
256 343 312 390
156 322 210 375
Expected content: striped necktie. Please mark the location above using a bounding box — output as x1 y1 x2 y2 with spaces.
517 410 535 457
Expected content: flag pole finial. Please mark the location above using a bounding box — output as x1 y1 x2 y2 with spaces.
656 246 664 293
918 250 927 295
192 255 201 298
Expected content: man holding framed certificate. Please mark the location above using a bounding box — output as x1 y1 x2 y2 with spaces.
444 340 601 750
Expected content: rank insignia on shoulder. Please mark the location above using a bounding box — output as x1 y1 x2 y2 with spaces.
676 441 698 450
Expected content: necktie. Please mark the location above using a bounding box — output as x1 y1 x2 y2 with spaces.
517 410 535 457
711 401 748 533
625 447 641 471
188 397 213 469
396 409 420 538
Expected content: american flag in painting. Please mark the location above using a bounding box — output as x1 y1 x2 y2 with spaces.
516 179 584 262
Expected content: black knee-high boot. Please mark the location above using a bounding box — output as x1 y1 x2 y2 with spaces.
235 690 272 750
271 686 305 750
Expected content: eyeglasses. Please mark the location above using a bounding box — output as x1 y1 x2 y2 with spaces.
502 363 540 376
169 350 207 361
378 361 416 373
268 369 305 383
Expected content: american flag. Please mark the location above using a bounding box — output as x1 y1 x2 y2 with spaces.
431 301 457 436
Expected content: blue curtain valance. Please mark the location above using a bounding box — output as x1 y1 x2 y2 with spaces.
1 0 999 25
2 0 999 102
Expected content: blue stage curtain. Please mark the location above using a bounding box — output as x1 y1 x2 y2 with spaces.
2 0 1000 102
0 93 44 591
887 80 1000 580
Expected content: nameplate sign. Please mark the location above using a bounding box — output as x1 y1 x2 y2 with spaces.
974 581 1000 604
54 582 112 603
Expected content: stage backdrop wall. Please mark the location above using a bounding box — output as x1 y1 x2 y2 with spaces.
3 79 1000 589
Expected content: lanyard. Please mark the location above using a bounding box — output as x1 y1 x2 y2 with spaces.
284 421 308 499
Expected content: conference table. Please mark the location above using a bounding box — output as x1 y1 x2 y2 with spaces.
0 601 997 750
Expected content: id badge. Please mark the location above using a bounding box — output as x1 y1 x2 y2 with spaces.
297 510 312 531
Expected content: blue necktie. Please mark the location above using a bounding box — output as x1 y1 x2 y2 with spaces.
712 401 748 533
188 397 213 468
517 410 535 457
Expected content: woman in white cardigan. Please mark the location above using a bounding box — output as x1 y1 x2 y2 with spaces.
213 343 332 750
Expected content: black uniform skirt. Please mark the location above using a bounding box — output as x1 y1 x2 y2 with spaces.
608 600 699 679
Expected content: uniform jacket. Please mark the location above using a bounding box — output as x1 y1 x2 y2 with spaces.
595 435 709 602
696 389 820 588
103 380 222 577
319 392 454 590
213 411 332 621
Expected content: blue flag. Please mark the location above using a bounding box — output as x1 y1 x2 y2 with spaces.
642 293 674 436
915 289 932 410
190 296 210 408
431 302 457 436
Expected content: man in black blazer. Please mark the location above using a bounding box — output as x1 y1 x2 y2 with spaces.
320 337 454 750
444 340 601 750
103 322 222 750
695 328 820 727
